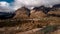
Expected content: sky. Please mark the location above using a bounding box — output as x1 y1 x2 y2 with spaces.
0 0 60 12
0 0 14 7
0 0 15 12
0 0 14 3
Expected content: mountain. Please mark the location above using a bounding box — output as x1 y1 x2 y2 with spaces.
14 7 30 19
14 7 47 19
0 12 15 19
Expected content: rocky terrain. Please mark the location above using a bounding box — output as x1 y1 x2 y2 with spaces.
0 7 60 34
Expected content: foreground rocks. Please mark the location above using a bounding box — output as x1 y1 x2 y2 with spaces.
0 25 60 34
16 25 60 34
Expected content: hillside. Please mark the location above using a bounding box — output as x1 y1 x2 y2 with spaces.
0 7 60 34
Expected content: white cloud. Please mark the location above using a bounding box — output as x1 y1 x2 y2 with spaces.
0 1 15 12
14 0 60 10
0 0 60 12
0 1 9 7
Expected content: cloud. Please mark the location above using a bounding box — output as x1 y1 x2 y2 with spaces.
0 1 15 12
0 1 9 7
14 0 60 10
0 0 60 12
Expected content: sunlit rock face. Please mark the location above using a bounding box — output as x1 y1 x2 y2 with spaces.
14 7 47 19
14 7 29 19
30 9 47 18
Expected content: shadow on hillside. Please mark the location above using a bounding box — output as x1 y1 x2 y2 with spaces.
0 19 32 27
47 14 60 17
